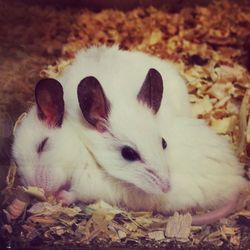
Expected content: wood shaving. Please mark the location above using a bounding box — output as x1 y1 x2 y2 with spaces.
5 161 17 188
148 230 165 241
165 212 192 242
22 186 46 201
12 112 27 135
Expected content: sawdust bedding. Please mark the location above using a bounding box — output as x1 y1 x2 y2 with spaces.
0 0 250 249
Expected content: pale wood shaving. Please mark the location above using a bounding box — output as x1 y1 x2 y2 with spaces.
165 212 192 242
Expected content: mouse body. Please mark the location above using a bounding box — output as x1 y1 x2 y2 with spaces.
57 47 246 219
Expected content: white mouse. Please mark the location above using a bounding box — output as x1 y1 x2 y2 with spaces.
12 78 84 196
56 46 246 224
56 46 193 197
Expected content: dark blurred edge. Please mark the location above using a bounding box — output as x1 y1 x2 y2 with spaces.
13 0 211 11
0 243 242 250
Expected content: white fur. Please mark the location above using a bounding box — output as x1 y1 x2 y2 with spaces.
57 46 191 195
12 107 83 194
67 115 246 213
58 46 192 123
159 117 246 211
57 46 246 212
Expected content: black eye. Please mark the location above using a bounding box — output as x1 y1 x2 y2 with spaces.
121 146 141 161
37 137 49 154
162 138 167 150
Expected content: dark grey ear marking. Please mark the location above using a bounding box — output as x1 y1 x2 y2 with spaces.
35 78 64 127
137 68 163 114
77 76 110 132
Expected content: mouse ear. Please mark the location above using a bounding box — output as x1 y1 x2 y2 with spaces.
35 78 64 128
137 68 163 114
77 76 110 132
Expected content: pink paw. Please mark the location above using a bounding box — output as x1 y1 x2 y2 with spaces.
57 190 76 205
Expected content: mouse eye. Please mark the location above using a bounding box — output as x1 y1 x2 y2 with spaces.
121 146 141 161
162 137 167 150
37 137 49 154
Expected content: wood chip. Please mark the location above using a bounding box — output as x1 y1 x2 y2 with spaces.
23 186 46 201
165 212 192 242
148 230 165 241
117 229 127 239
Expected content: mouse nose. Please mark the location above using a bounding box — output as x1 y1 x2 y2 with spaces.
160 179 170 193
145 167 170 193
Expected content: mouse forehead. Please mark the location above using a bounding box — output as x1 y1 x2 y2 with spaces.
108 101 162 153
13 108 56 163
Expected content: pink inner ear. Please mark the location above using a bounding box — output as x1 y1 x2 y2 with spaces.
37 87 63 127
77 76 110 131
35 78 64 128
137 68 163 114
37 93 57 127
42 106 58 127
96 122 107 133
92 115 107 133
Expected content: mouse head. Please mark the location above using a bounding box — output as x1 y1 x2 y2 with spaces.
77 68 170 195
13 78 67 193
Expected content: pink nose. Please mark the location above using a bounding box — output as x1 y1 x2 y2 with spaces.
160 180 170 193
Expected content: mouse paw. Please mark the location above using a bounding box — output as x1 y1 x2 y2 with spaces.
57 190 76 205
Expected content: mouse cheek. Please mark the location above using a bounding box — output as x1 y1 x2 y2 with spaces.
35 166 67 195
34 166 55 193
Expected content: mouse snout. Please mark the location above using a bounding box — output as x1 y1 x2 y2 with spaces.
34 165 55 193
145 168 170 193
159 179 170 193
